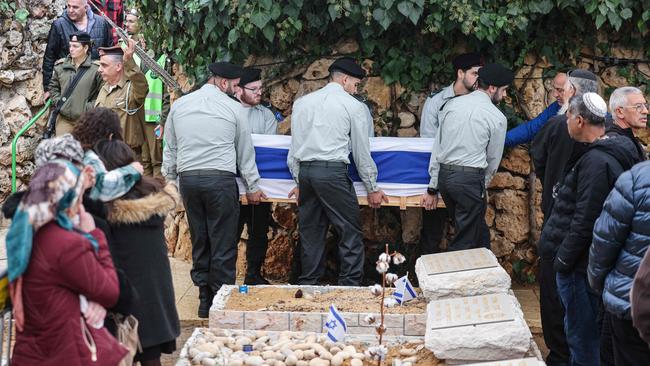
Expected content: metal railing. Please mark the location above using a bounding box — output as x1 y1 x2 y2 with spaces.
11 100 52 193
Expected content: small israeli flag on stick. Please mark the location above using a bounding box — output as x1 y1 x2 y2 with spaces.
324 305 347 342
393 274 417 305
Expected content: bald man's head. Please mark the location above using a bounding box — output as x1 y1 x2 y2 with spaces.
552 72 568 106
66 0 88 22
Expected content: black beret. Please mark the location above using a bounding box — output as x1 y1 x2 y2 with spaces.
478 63 514 87
239 67 262 86
328 57 366 79
568 69 598 82
452 52 483 71
69 31 91 44
98 45 124 57
208 62 243 79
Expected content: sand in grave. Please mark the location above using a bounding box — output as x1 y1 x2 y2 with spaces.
224 287 427 314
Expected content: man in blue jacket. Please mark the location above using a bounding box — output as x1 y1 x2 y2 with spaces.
504 72 566 147
588 86 649 366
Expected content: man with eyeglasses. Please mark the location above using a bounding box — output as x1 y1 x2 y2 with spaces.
162 61 267 318
530 69 600 366
235 67 277 285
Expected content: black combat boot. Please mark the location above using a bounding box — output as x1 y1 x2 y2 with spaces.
198 286 213 318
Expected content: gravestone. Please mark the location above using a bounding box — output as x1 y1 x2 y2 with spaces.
415 248 511 300
425 293 532 362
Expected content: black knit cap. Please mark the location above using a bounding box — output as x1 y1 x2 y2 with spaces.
478 63 514 87
98 45 124 56
452 52 483 71
69 31 92 45
239 67 262 86
208 62 243 79
567 69 598 82
328 57 366 79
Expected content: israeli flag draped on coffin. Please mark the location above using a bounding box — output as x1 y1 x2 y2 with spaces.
236 135 434 198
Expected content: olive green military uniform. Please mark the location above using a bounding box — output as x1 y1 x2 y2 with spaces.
49 55 102 136
94 57 148 150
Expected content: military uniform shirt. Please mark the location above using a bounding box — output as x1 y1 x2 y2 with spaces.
162 84 261 192
248 104 278 135
419 83 455 138
288 82 379 192
428 90 507 189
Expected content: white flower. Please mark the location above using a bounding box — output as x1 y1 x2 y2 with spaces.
369 284 382 296
392 252 406 265
385 273 398 285
376 261 389 273
383 297 398 308
367 345 388 360
364 314 376 324
378 253 390 263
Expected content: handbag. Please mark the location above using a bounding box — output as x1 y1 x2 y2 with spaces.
110 313 142 366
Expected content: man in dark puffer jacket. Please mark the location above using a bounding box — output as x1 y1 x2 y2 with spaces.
539 92 642 366
588 86 649 366
43 0 113 95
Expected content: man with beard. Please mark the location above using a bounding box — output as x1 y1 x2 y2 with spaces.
421 63 513 251
235 67 277 285
530 69 600 366
418 52 483 255
162 61 267 317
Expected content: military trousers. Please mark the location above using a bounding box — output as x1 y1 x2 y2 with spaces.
297 161 364 286
237 202 271 277
179 170 239 293
438 165 490 251
141 121 163 177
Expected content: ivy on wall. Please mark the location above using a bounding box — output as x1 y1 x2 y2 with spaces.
139 0 649 91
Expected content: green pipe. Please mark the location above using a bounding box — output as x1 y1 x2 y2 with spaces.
11 100 52 193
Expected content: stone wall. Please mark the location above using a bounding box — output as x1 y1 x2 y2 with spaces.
0 0 62 226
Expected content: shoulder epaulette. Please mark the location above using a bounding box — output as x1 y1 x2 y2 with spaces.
54 58 65 65
428 89 442 98
92 60 101 66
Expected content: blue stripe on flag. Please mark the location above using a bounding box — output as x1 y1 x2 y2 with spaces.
327 332 338 342
405 281 417 298
330 305 347 331
253 147 431 184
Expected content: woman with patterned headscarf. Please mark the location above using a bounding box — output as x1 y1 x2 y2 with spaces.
5 137 128 365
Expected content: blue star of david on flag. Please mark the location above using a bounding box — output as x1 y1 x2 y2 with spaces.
324 305 347 342
393 275 417 304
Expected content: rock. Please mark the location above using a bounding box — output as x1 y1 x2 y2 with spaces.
400 208 421 244
491 232 516 257
165 213 180 253
264 232 294 281
302 59 334 80
399 348 417 356
500 148 530 175
332 39 359 54
308 358 328 366
424 293 532 362
3 95 32 135
362 77 391 113
398 111 416 128
0 70 15 85
601 67 628 88
493 189 528 216
278 115 291 135
397 127 417 137
495 212 529 244
273 204 297 229
285 355 298 366
294 80 327 100
13 69 35 82
30 5 48 18
270 82 297 112
244 355 264 366
488 172 526 190
485 204 495 226
350 359 363 366
174 214 192 261
415 248 511 300
7 30 23 47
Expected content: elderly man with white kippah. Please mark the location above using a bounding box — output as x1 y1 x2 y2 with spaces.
538 92 645 366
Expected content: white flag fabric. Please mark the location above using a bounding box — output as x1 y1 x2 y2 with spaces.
237 135 434 198
324 305 347 342
393 275 417 304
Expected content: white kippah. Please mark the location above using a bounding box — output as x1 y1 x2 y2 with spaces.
582 92 607 118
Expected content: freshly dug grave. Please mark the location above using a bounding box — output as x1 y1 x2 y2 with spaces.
182 329 440 366
224 287 426 314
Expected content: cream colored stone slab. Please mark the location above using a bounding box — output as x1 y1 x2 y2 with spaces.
244 311 289 331
290 312 322 332
462 358 542 366
421 248 498 275
428 293 515 330
358 313 403 328
209 309 243 329
404 314 426 336
415 249 511 300
347 325 403 336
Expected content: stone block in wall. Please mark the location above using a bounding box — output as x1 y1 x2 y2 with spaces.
332 38 359 54
294 80 327 100
500 148 530 175
362 77 391 113
399 208 421 244
489 172 526 190
601 67 628 88
3 95 32 135
397 127 417 137
495 212 529 244
490 231 516 258
269 81 296 112
174 213 192 261
398 111 415 128
302 59 334 80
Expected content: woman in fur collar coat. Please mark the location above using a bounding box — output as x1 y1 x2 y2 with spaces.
95 139 180 366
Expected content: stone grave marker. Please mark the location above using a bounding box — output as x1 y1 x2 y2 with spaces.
415 248 511 300
425 293 532 362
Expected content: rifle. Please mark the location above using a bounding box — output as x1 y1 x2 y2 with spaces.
88 2 182 92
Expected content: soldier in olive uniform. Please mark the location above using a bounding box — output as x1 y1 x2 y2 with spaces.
95 40 148 153
49 31 103 136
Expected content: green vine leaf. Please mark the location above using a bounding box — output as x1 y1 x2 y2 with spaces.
251 12 272 29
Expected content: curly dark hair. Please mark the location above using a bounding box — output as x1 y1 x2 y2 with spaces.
72 107 123 150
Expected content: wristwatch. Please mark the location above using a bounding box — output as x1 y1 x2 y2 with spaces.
427 187 438 196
